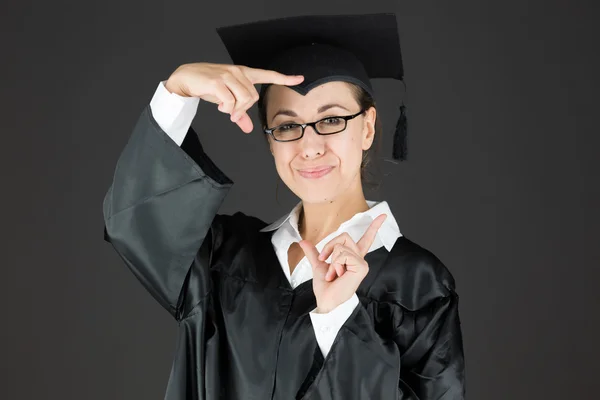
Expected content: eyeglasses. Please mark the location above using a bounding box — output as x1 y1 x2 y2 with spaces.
264 109 365 142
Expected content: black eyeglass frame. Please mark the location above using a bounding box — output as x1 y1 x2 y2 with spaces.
263 109 365 142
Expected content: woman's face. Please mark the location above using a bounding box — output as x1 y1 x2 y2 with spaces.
265 81 376 204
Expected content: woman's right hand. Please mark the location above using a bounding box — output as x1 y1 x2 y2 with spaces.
164 63 304 133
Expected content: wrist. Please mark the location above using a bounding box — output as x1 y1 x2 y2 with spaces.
315 294 359 315
165 67 190 97
315 304 335 314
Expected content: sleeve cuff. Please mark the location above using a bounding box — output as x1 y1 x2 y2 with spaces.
149 80 200 146
309 293 360 357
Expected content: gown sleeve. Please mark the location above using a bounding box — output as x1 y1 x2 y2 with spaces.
102 104 233 320
296 255 466 400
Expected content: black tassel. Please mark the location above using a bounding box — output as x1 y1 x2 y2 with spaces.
392 104 407 160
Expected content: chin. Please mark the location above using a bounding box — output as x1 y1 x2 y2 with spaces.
280 169 349 203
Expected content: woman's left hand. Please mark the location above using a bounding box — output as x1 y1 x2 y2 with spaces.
298 214 387 313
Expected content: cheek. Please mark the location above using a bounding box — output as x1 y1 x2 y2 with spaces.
330 132 363 168
271 145 295 176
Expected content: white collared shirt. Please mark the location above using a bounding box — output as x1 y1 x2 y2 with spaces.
149 81 403 357
260 200 401 287
260 200 402 356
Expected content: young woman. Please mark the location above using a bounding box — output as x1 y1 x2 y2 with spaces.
103 14 465 400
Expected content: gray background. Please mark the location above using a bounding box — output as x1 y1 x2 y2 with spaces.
1 0 598 399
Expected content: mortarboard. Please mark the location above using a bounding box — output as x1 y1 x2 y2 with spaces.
216 13 408 161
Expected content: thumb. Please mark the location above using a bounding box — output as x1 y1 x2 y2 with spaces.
234 113 253 133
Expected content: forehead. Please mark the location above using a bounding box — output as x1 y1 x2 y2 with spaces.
266 81 356 111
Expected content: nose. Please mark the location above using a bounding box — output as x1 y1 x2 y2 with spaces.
299 125 325 159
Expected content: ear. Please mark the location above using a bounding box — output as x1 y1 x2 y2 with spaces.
362 106 377 151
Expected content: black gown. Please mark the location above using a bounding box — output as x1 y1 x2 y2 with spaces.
102 105 466 399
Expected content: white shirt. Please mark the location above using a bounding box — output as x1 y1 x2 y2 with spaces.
149 81 403 357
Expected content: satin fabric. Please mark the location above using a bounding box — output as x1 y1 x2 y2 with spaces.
102 105 466 399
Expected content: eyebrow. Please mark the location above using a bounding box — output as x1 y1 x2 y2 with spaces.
271 103 352 122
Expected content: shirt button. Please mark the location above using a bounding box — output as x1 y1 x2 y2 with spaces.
320 326 331 334
291 279 297 287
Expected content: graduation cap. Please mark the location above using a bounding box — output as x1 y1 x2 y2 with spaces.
216 13 408 161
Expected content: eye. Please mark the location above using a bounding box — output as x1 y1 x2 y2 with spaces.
322 117 344 125
278 124 298 132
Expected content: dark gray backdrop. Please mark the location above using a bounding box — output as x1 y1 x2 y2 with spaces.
1 0 598 399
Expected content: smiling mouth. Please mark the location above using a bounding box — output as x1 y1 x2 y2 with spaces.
297 166 334 179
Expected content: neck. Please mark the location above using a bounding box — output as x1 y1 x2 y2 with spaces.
298 181 369 245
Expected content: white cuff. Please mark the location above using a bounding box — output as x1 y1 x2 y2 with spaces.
309 293 360 358
149 80 200 146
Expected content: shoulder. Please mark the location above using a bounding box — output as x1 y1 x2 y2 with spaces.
363 236 457 311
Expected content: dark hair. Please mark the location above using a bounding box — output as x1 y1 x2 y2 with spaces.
256 82 383 191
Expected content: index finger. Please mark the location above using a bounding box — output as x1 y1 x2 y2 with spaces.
243 66 304 85
356 214 388 256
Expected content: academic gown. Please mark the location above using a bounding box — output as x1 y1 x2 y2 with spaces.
102 105 466 399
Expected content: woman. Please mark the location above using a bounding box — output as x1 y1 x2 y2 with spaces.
103 14 465 400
